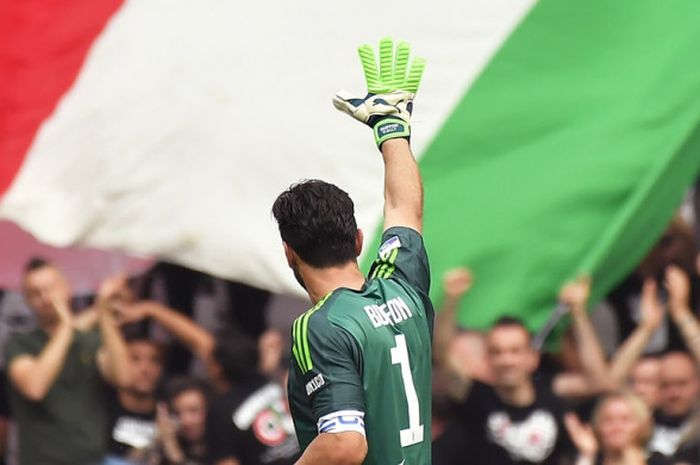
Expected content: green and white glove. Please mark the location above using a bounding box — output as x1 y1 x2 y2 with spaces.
333 37 426 148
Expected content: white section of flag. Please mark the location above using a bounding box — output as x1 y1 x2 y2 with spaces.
0 0 534 295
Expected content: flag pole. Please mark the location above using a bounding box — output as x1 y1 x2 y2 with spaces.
531 303 570 350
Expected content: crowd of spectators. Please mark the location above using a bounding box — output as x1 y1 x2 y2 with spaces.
0 261 297 465
0 188 697 465
431 203 700 465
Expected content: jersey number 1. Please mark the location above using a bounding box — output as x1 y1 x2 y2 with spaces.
390 334 424 447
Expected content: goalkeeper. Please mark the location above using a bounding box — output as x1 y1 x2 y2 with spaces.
272 38 432 465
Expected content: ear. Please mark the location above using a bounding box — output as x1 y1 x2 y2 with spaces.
355 229 364 256
283 242 296 268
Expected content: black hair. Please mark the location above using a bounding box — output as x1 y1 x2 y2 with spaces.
491 316 532 339
164 376 212 405
272 179 358 268
213 330 260 383
24 256 51 274
124 332 158 345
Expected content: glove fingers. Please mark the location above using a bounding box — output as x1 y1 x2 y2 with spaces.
358 45 381 94
379 37 394 85
405 56 426 93
393 41 410 88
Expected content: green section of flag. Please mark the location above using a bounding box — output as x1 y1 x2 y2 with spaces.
363 0 700 333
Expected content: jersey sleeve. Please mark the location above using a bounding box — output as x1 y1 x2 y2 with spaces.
368 226 431 296
291 313 365 423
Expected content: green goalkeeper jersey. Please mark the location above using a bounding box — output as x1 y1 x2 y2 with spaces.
288 226 433 465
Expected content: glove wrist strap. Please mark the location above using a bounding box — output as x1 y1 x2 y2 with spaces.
373 118 410 147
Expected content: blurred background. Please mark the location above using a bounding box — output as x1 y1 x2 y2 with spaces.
2 0 700 464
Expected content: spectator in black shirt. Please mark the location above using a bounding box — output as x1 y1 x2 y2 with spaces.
434 272 611 465
432 363 476 465
105 337 162 463
650 352 699 458
205 331 299 465
671 416 700 465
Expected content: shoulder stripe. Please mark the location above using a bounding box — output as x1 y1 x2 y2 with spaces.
293 291 333 373
292 316 306 371
382 248 399 278
369 259 381 279
374 248 399 279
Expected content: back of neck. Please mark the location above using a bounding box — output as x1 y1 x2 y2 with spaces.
301 261 366 303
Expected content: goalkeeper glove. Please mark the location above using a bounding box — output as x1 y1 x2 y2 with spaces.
333 37 426 148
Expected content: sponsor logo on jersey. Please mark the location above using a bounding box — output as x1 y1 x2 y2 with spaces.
305 374 325 396
364 296 414 328
486 409 558 462
378 235 401 260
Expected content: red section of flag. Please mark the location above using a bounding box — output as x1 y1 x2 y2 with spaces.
0 0 124 197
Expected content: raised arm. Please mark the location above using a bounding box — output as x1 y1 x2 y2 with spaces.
666 265 700 364
332 37 425 233
381 139 423 233
433 268 472 370
8 296 74 401
119 301 215 362
563 413 599 465
608 279 664 386
96 276 132 388
553 277 613 398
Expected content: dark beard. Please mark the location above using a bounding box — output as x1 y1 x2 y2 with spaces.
292 264 307 291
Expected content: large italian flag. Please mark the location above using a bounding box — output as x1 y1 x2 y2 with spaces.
2 0 700 330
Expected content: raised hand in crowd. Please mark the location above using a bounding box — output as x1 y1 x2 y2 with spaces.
559 276 592 314
552 276 613 398
564 413 598 465
609 279 665 388
444 268 474 300
117 300 215 363
665 265 700 364
433 267 473 373
155 402 187 465
95 274 133 389
71 273 133 331
50 293 74 330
